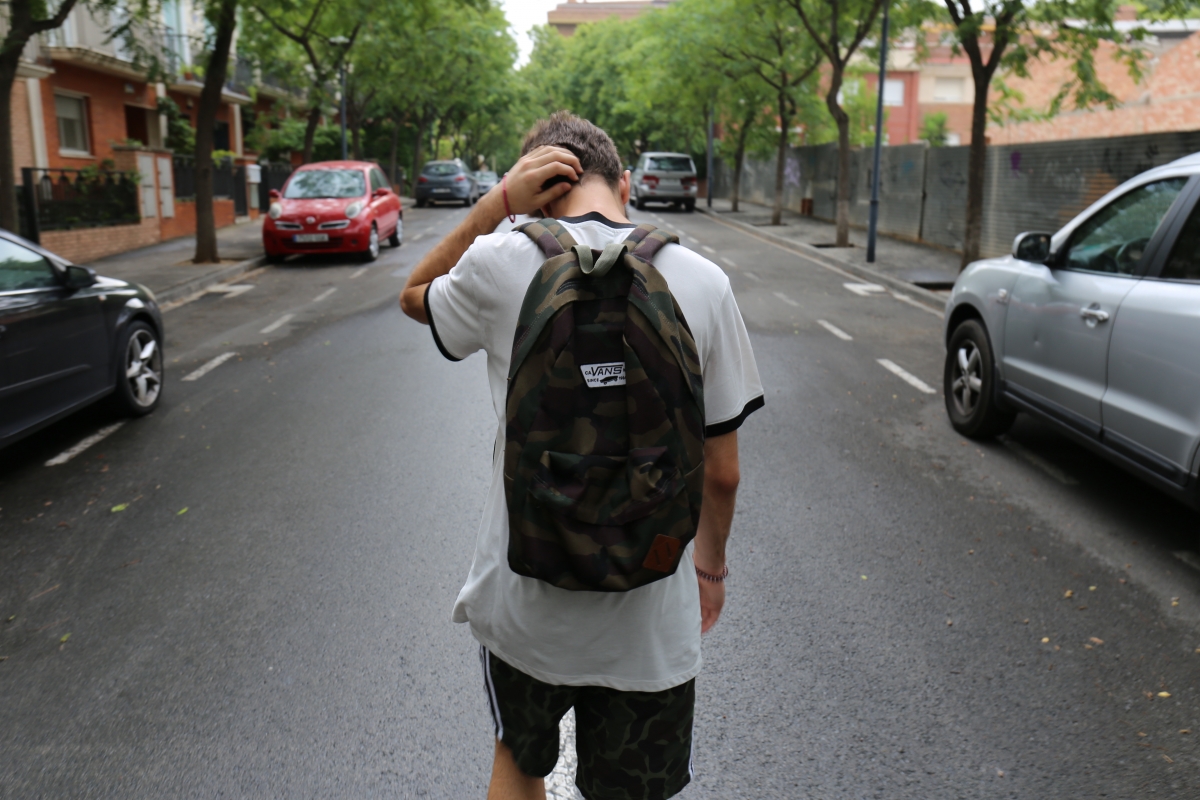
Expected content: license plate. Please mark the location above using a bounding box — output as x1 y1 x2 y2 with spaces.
434 188 451 193
294 233 329 243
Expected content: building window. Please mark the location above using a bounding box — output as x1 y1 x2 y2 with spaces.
946 132 962 146
883 78 905 107
933 77 966 103
55 94 90 154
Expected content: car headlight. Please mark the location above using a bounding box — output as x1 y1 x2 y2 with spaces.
269 203 282 220
345 201 363 219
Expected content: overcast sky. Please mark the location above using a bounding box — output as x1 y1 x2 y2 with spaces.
500 0 562 66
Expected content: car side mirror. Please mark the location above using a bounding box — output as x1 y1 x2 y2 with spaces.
269 189 282 200
64 265 97 289
1013 231 1053 263
373 187 389 198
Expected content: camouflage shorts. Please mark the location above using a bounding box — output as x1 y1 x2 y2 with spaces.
480 646 694 800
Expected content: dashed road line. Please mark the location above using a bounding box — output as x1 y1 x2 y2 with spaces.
773 291 800 307
45 422 126 466
817 319 853 340
844 282 886 297
743 271 762 281
891 292 944 317
1000 436 1079 485
260 314 294 334
411 232 426 242
720 256 738 268
312 287 337 302
348 267 369 279
701 244 716 254
182 352 239 382
206 283 255 299
877 359 936 394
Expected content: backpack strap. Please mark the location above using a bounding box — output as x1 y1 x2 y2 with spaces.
623 224 679 262
515 218 578 256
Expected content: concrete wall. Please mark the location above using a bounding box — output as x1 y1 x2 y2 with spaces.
714 129 1200 258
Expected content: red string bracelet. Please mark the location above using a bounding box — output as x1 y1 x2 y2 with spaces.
502 174 517 223
695 564 728 583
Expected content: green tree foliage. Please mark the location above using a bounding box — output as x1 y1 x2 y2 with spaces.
158 96 196 154
919 111 950 146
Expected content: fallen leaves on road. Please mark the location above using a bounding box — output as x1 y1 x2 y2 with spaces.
29 584 60 600
1041 637 1050 643
1163 755 1175 763
59 633 70 643
1089 586 1097 591
177 507 188 515
1171 597 1180 607
1181 730 1191 735
118 559 141 569
1064 590 1074 598
1089 637 1104 645
111 504 128 512
1158 691 1172 698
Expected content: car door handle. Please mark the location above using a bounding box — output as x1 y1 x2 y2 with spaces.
1080 305 1110 323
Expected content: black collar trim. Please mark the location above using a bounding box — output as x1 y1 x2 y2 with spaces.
559 211 636 229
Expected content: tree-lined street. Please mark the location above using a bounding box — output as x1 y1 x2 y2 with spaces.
3 202 1198 796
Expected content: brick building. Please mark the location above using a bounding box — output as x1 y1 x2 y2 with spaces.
547 0 676 36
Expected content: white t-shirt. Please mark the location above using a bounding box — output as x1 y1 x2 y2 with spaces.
426 212 763 692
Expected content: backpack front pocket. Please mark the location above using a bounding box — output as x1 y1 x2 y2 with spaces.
528 447 680 526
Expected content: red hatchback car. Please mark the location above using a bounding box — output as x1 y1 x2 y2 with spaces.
263 161 402 262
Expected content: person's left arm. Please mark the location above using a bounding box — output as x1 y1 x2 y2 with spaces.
400 146 582 323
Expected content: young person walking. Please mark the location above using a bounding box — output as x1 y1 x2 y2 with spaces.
400 113 763 800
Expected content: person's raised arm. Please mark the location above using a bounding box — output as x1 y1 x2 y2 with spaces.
399 146 583 324
694 431 740 634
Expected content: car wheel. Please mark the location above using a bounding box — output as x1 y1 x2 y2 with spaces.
264 252 283 264
361 223 380 262
685 199 695 212
416 198 426 208
635 194 646 211
388 220 402 248
112 321 163 417
944 319 1014 439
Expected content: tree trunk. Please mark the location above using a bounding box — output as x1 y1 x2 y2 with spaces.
193 0 237 264
0 55 23 233
825 66 851 248
962 65 990 268
388 117 401 190
410 116 427 197
772 90 788 226
301 104 321 164
731 105 756 214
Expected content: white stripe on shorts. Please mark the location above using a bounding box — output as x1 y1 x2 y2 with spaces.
479 645 505 741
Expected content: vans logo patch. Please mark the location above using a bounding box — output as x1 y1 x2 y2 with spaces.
580 362 626 388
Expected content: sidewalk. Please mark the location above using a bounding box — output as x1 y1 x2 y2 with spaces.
696 197 962 310
82 219 267 306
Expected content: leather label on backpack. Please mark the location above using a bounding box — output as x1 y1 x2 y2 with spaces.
642 534 682 573
580 362 626 388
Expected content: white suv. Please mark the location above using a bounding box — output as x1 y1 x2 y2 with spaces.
629 152 697 212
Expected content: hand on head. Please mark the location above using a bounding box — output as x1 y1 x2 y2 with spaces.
503 146 582 217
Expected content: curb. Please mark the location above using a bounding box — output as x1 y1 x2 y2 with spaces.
154 254 268 307
695 205 947 313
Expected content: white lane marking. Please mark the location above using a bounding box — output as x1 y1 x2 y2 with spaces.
45 422 126 466
545 708 581 799
844 282 886 296
773 291 801 307
743 272 762 281
1173 551 1200 572
259 314 294 334
701 244 716 254
182 351 239 382
411 232 426 242
1000 436 1079 485
348 267 369 279
817 319 853 340
892 291 944 317
312 287 337 303
877 359 936 394
720 256 738 268
206 283 254 299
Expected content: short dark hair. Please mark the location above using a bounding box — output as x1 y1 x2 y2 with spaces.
521 111 622 189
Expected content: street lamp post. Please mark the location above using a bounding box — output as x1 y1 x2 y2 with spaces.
330 36 349 161
866 1 890 263
706 102 714 209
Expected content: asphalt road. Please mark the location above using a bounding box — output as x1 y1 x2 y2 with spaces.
2 202 1198 798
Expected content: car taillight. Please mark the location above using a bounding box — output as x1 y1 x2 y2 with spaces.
682 176 696 188
418 176 428 184
642 174 659 188
454 175 466 182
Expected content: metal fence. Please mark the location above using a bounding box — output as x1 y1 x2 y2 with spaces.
173 154 196 200
258 162 292 210
713 130 1200 258
19 167 140 243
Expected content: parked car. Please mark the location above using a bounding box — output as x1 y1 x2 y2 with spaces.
415 160 479 207
473 170 500 195
943 151 1200 507
263 161 402 263
0 230 164 450
629 152 698 211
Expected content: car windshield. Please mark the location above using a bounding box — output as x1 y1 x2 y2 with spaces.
423 163 460 176
284 169 366 199
476 171 498 181
647 156 693 173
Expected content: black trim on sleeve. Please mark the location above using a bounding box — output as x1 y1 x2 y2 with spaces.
558 211 637 229
424 282 463 362
705 395 765 438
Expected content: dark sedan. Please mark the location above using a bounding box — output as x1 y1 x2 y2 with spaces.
415 159 478 207
0 230 164 450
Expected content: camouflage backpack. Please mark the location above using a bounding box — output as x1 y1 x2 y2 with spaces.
504 219 705 592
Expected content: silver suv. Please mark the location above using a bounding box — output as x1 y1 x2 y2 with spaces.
943 152 1200 507
630 152 697 212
